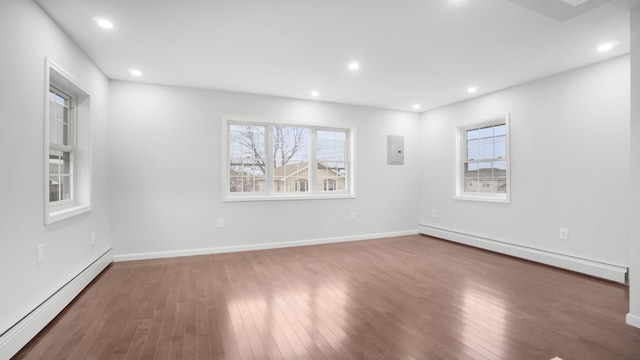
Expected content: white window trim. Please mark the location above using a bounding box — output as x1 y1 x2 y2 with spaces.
44 59 92 224
453 113 511 203
222 115 357 202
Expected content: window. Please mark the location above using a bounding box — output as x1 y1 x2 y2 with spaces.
295 180 309 192
455 113 510 203
223 118 355 201
323 179 337 191
48 87 74 203
44 59 92 224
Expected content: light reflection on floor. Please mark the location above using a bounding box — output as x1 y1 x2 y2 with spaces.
460 282 509 359
225 280 350 357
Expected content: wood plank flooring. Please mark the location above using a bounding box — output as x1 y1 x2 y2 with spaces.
13 235 640 359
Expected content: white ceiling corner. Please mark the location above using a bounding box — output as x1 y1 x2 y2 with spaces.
506 0 612 22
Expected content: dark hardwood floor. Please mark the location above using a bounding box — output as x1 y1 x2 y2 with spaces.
13 235 640 359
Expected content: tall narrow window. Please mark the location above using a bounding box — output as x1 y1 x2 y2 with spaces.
456 114 510 203
48 87 74 203
45 59 92 224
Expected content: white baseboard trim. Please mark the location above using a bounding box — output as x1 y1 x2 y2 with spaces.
113 230 418 262
0 249 113 359
419 224 627 284
627 313 640 329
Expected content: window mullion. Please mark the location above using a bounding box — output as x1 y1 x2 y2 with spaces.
266 125 274 194
309 128 317 194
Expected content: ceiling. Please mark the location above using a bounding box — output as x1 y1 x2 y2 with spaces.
35 0 639 112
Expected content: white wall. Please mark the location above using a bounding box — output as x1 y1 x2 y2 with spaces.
108 81 421 259
0 0 110 338
419 56 630 270
628 7 640 328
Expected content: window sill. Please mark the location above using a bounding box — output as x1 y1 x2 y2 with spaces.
223 193 356 202
46 204 91 225
454 193 510 204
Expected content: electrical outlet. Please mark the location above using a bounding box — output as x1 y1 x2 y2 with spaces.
91 232 96 247
350 212 356 221
36 244 44 264
559 228 568 240
431 209 437 218
217 218 224 228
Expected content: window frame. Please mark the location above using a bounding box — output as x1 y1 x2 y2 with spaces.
454 113 511 203
222 116 357 202
44 59 92 224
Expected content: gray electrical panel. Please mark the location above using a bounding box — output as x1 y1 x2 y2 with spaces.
387 135 404 165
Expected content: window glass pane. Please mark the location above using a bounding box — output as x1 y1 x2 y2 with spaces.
49 150 61 177
493 161 507 178
478 126 493 138
60 175 71 200
322 179 337 191
464 162 478 179
62 107 69 145
465 178 478 192
49 177 60 202
229 124 266 159
273 126 309 167
478 161 492 179
49 90 71 147
467 145 480 161
229 161 266 193
479 136 494 145
274 162 309 193
317 161 346 191
495 142 506 158
49 150 71 202
317 130 347 161
467 139 479 147
479 180 497 193
273 126 309 192
494 124 506 136
466 129 479 140
295 179 309 192
62 151 71 175
480 144 493 159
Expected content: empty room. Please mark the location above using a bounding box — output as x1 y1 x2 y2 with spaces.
3 0 640 359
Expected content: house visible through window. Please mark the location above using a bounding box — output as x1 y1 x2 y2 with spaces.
456 113 510 203
224 119 355 200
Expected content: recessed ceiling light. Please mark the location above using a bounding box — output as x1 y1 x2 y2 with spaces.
130 69 142 77
467 86 478 93
93 17 113 29
561 0 588 6
310 90 320 97
597 42 617 52
412 104 421 110
348 61 360 71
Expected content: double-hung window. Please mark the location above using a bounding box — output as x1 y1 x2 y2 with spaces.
224 118 355 201
44 59 92 224
48 86 74 203
455 113 510 203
